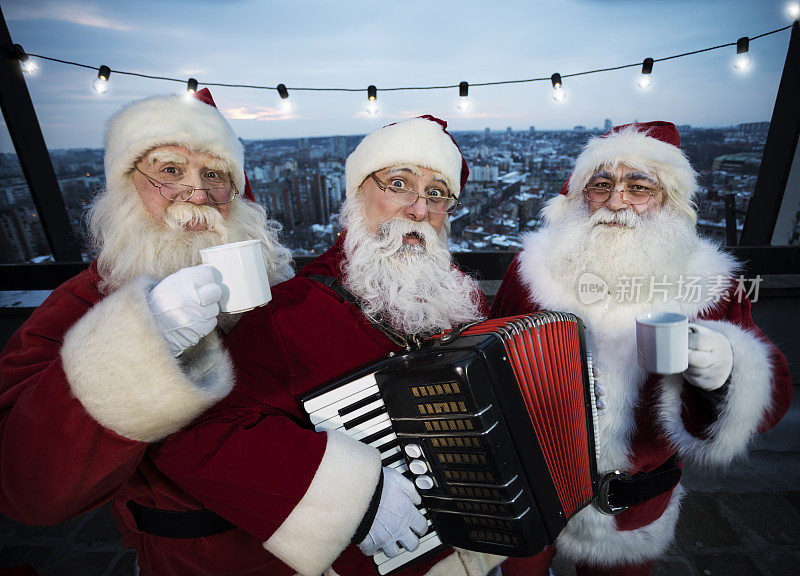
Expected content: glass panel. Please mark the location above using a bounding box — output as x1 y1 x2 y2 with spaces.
0 120 55 264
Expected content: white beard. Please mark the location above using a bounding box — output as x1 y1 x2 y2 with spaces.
88 181 294 294
544 202 700 304
339 197 484 336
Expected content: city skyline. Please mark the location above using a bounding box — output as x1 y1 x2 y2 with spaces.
0 0 796 153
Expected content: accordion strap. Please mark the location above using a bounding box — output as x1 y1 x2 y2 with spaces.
307 275 424 350
597 454 682 515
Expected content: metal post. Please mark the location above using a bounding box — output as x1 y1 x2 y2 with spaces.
740 22 800 245
0 5 83 261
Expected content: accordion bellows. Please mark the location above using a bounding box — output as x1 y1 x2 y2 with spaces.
303 312 599 574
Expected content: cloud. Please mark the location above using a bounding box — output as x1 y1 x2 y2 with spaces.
224 106 299 121
5 2 133 31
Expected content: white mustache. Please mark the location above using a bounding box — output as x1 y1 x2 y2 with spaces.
589 207 642 228
376 218 439 254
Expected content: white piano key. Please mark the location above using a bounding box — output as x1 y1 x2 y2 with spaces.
303 372 377 414
374 532 443 575
352 419 393 442
313 399 386 430
325 411 390 437
380 446 401 461
308 384 380 424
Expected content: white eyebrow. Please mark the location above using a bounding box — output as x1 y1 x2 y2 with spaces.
622 171 658 184
590 169 614 180
147 150 187 165
385 165 423 177
204 157 227 172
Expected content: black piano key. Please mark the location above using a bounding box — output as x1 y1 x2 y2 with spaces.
375 438 399 454
343 405 388 430
338 392 383 417
382 451 405 467
361 426 394 446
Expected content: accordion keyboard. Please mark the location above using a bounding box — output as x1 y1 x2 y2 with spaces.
304 371 446 575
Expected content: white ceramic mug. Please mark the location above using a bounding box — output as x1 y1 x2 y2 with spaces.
199 239 271 313
635 312 694 374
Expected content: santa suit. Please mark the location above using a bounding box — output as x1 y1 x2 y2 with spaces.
0 261 234 525
148 234 504 576
490 230 792 572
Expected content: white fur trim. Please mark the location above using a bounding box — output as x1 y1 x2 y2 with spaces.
657 319 774 467
345 117 464 198
61 276 234 442
263 430 382 576
515 228 737 473
566 126 698 206
557 484 684 566
104 94 244 194
423 549 505 576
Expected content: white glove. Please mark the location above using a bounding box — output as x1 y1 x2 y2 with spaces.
357 467 428 558
147 265 222 357
682 324 733 391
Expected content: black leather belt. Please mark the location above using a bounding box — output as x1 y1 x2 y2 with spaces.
127 501 235 539
596 454 682 515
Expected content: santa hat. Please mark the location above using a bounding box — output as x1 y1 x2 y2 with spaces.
104 88 254 201
559 121 697 206
345 115 469 199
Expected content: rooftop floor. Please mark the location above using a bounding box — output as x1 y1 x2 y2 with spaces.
1 387 798 576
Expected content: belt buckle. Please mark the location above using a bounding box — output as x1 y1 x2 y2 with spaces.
596 469 631 515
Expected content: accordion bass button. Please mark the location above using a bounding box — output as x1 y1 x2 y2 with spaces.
409 459 428 475
404 444 423 459
415 475 435 490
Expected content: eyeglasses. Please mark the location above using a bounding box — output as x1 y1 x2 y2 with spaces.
370 172 460 214
583 182 660 206
135 166 237 205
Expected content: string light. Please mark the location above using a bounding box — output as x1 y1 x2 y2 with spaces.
457 81 471 112
789 2 800 20
637 57 654 89
277 83 292 112
12 24 791 109
734 36 751 70
551 73 566 102
186 78 198 94
92 65 111 94
366 84 378 116
12 44 39 74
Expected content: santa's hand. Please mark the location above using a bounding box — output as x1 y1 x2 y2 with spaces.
357 467 428 558
682 324 733 391
147 265 222 357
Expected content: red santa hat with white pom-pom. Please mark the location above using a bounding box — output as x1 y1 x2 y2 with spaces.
104 88 255 201
547 121 699 220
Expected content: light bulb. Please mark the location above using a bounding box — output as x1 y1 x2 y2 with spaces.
552 87 567 102
366 100 379 116
280 99 293 113
789 2 800 20
93 77 109 94
734 52 751 71
21 59 39 74
457 97 471 112
637 74 653 90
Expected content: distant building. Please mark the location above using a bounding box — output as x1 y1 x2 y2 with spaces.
604 119 613 131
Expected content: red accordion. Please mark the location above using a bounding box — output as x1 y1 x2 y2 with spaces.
302 312 599 574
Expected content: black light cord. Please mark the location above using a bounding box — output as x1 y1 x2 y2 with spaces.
18 24 792 93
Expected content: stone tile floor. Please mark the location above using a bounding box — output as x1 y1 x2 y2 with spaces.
2 388 798 576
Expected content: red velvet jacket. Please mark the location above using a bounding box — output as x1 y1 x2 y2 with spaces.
148 236 492 576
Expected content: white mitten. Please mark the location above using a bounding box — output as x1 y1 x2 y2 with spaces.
682 324 733 391
147 265 222 357
357 467 428 558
